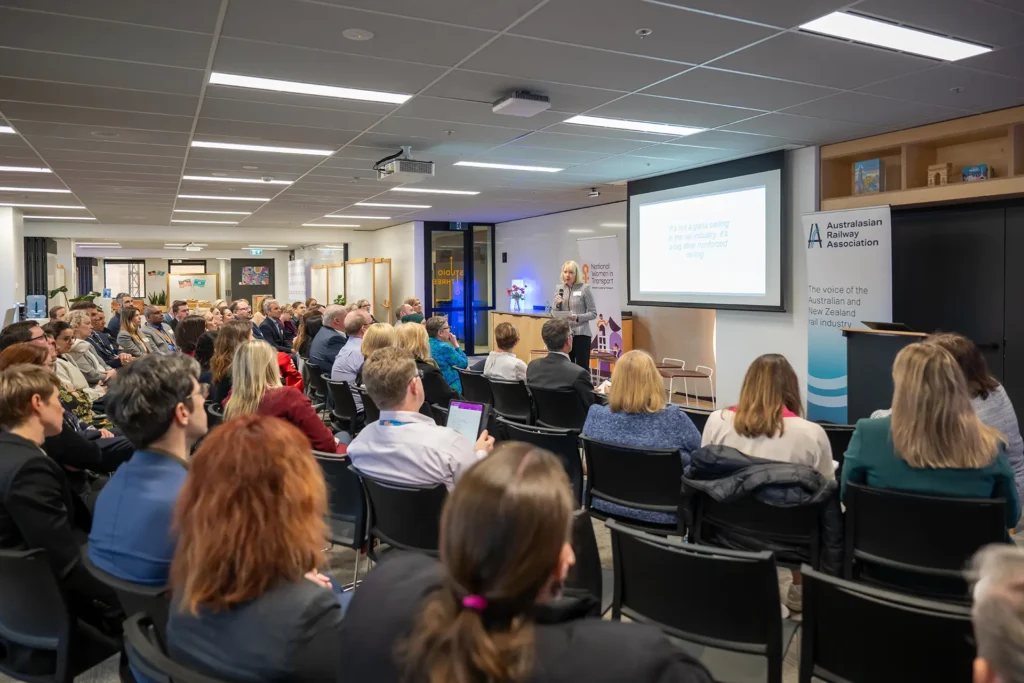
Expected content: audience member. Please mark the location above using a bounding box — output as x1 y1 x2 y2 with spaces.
703 353 833 478
396 322 462 407
220 305 235 323
294 312 323 357
195 331 216 385
88 354 207 585
64 309 115 387
331 308 371 384
48 305 66 322
82 303 133 368
230 298 263 340
394 303 413 327
225 340 343 453
356 298 378 323
45 320 106 401
167 415 342 682
117 307 152 357
309 304 347 371
483 321 527 381
174 315 207 357
842 343 1020 529
401 297 424 325
347 348 492 490
203 308 222 331
259 298 292 352
0 319 47 351
306 297 318 308
338 442 712 683
292 301 306 318
527 318 596 409
208 320 252 405
165 299 189 331
105 292 134 337
0 364 122 650
970 544 1024 683
281 304 298 343
426 316 468 393
142 305 177 354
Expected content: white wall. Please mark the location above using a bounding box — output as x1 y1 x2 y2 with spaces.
714 146 818 408
370 222 420 308
0 208 24 313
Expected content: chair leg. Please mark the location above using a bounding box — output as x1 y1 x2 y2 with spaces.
682 378 690 407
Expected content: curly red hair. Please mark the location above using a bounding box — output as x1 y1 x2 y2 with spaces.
170 415 328 614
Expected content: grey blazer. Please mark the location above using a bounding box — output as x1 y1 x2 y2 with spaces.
116 329 151 358
142 322 175 355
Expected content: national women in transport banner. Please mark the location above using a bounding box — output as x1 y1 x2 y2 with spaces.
577 235 624 359
803 206 892 423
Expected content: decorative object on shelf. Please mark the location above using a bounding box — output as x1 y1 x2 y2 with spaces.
853 158 884 194
962 164 991 182
508 283 527 312
146 290 167 306
333 294 346 305
927 163 952 186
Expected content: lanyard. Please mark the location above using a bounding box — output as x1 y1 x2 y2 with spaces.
379 420 413 427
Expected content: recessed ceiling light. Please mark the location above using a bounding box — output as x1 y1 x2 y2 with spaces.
90 130 120 138
23 215 96 220
248 244 288 248
0 187 71 193
242 165 259 170
453 161 562 173
600 222 627 228
174 209 252 215
568 229 595 234
389 187 479 195
191 140 334 156
212 172 228 177
171 219 238 225
241 247 277 251
324 214 391 220
177 194 270 201
216 257 231 260
303 223 360 227
0 166 51 173
355 202 431 209
0 202 86 209
0 126 15 134
564 115 706 137
182 175 292 185
342 28 374 41
165 243 208 247
322 244 348 249
209 72 410 105
799 12 991 61
77 243 121 248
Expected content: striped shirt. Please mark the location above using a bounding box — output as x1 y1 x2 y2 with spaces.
553 282 597 337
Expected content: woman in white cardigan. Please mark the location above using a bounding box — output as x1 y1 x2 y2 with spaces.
64 309 115 385
45 319 108 402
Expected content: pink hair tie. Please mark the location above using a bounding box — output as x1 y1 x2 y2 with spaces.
462 595 488 611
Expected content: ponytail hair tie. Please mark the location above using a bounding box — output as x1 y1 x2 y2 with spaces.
462 595 488 611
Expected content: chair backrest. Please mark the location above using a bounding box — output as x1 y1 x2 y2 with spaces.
498 418 583 505
0 549 71 680
530 386 589 431
351 466 447 555
688 489 823 569
607 521 784 666
819 423 855 472
681 408 711 434
123 613 230 683
205 401 224 428
326 378 360 421
580 436 682 530
430 403 449 426
314 452 367 551
358 386 380 423
81 551 169 645
800 565 974 683
488 379 533 424
457 369 493 404
843 481 1006 592
305 363 329 403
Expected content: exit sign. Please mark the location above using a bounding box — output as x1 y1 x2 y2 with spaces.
449 221 468 231
249 249 263 255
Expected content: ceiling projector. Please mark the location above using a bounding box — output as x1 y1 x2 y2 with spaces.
492 91 551 117
374 146 434 183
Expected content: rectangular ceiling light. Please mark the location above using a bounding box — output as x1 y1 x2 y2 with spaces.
453 161 562 173
78 243 121 248
0 187 71 193
174 209 251 215
182 175 292 185
191 140 334 156
325 214 391 219
0 166 51 173
248 244 288 248
241 247 277 251
303 223 360 227
799 12 992 61
171 219 238 225
355 202 431 209
177 194 270 201
24 215 96 220
390 187 479 195
0 126 14 134
210 72 411 105
165 243 208 247
564 115 706 136
0 202 86 209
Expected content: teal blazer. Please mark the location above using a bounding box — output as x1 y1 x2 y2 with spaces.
841 416 1021 528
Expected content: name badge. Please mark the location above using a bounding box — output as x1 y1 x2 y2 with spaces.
572 291 582 297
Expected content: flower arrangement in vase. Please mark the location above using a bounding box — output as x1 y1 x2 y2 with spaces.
507 283 527 312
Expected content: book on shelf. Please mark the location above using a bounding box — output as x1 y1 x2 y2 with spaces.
853 158 884 194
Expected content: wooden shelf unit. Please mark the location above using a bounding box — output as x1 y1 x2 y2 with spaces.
820 106 1024 211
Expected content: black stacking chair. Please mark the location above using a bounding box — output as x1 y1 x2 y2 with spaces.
799 565 974 683
488 379 533 424
681 407 712 434
350 466 447 562
580 436 682 535
608 521 796 683
82 551 169 646
566 510 610 615
305 363 329 413
0 548 121 683
843 481 1006 599
430 403 449 426
205 401 224 428
819 423 855 474
326 377 361 434
498 418 583 505
314 452 368 586
123 613 230 683
457 368 493 405
357 386 380 424
530 386 589 432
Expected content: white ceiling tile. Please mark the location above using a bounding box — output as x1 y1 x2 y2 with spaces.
628 144 737 164
15 122 189 146
541 122 682 142
723 113 884 143
0 0 224 33
957 45 1024 80
587 93 763 127
643 67 838 111
782 92 973 128
507 131 652 154
392 96 568 130
199 98 383 131
0 48 205 95
307 0 538 30
853 0 1024 48
2 103 194 133
478 146 611 165
371 117 531 144
858 64 1024 111
424 70 626 113
712 32 935 89
665 129 809 151
0 77 199 116
561 155 688 180
653 0 854 29
30 138 185 158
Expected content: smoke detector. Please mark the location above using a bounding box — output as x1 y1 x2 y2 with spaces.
492 91 551 117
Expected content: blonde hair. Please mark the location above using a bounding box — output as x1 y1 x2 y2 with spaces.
561 260 582 284
396 322 432 362
361 323 396 359
733 354 802 438
609 350 666 414
223 340 281 420
891 343 1002 469
66 309 92 332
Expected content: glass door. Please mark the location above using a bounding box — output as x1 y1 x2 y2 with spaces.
425 222 494 355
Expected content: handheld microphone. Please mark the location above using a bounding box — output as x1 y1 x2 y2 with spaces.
557 286 564 310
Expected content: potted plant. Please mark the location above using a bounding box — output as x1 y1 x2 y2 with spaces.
147 290 168 311
334 294 346 305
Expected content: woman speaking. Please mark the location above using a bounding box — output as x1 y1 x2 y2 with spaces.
553 259 597 371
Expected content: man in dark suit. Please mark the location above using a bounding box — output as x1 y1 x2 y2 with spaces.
76 302 133 368
526 318 595 409
258 299 292 352
309 303 347 371
230 298 264 341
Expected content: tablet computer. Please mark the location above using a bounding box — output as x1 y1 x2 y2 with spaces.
446 400 490 442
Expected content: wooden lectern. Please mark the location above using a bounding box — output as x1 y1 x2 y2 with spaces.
842 328 928 422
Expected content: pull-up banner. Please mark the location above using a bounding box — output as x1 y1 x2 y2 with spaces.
803 206 892 423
